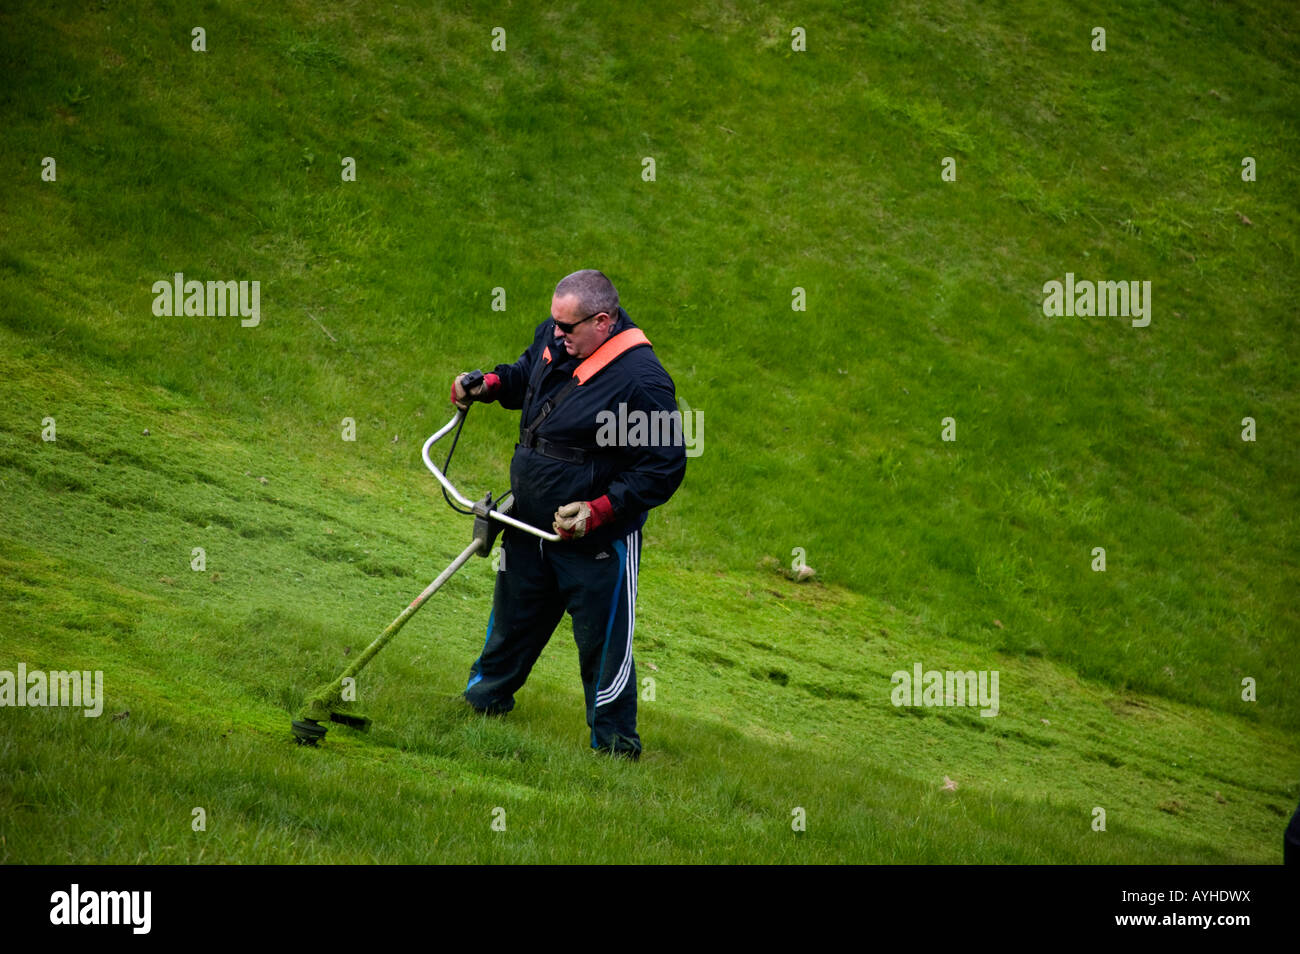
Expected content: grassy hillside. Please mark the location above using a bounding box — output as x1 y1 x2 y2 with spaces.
0 0 1296 863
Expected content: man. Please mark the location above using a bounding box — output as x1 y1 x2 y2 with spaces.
449 270 686 758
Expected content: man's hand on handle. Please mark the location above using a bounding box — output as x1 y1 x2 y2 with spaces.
450 371 500 410
553 495 614 540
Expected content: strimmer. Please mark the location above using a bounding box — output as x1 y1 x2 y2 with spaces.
291 372 559 745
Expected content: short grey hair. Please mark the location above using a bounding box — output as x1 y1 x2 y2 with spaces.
555 269 619 319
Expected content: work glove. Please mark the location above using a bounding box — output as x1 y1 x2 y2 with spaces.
450 371 500 410
553 495 614 540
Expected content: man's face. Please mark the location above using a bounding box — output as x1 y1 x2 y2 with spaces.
551 292 612 360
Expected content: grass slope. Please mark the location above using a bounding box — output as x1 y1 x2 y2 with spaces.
0 0 1297 862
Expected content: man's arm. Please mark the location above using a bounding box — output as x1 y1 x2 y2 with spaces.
490 320 551 411
552 360 688 540
602 373 687 517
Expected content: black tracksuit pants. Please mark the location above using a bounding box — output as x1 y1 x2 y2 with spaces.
464 526 642 757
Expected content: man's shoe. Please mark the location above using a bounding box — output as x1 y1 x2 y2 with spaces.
463 692 513 716
595 745 640 761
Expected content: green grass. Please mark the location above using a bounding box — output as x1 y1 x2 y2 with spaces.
0 0 1296 863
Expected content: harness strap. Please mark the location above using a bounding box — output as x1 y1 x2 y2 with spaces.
518 436 590 464
573 328 650 384
521 328 653 448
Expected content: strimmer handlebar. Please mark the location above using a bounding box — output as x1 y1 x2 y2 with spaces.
421 409 562 542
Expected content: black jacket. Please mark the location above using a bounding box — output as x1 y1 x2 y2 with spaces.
493 308 687 550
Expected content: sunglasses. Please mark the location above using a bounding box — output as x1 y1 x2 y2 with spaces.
553 312 604 334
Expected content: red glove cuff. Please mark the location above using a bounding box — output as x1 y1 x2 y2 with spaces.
452 372 502 406
588 495 615 530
